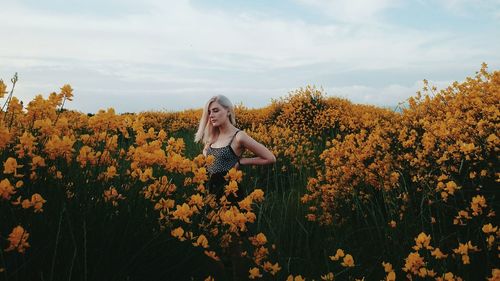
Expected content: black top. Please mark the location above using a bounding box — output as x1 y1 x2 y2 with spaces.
205 129 244 203
206 129 241 175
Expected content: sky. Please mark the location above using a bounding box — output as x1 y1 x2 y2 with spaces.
0 0 499 113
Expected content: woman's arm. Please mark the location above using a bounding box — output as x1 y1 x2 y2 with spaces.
202 143 209 157
236 131 276 166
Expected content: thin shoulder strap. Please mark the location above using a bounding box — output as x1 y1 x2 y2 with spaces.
228 129 241 146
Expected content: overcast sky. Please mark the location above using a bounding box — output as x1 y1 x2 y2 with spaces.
1 0 499 113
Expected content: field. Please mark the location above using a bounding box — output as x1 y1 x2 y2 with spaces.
0 64 498 280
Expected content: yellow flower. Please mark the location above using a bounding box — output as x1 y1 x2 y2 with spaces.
248 267 262 279
382 261 393 273
486 235 495 248
287 275 305 281
482 223 498 234
249 233 267 246
413 232 433 250
193 167 208 184
454 210 472 225
193 234 209 249
459 142 475 154
263 261 281 275
440 191 449 202
341 254 355 267
31 155 46 170
320 272 334 280
306 214 317 221
22 198 32 209
60 84 74 101
44 135 76 161
249 189 265 202
15 132 37 158
329 249 345 261
171 227 185 241
139 168 155 182
157 129 167 142
0 179 15 200
77 146 98 167
31 193 47 213
430 248 448 259
219 206 253 232
444 181 460 195
452 241 480 264
471 195 487 216
389 172 399 185
205 155 215 167
436 272 461 281
253 246 269 265
0 80 6 99
385 271 396 281
403 252 425 274
238 196 253 211
172 203 194 223
487 268 499 281
103 187 125 206
5 225 30 253
189 193 204 208
104 166 117 180
224 167 243 182
224 180 239 197
154 198 175 212
204 250 220 261
418 268 436 278
0 125 12 151
3 157 23 175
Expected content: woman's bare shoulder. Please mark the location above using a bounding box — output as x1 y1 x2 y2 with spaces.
236 129 258 146
235 129 249 140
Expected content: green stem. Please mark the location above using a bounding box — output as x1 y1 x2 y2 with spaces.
50 206 65 281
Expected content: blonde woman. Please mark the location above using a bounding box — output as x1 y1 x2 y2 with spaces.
195 95 276 279
195 95 276 203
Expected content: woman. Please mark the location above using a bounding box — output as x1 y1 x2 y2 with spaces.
195 95 276 203
195 95 276 280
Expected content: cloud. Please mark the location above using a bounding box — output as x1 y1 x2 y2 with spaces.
325 79 458 108
434 0 500 18
326 84 414 107
0 0 463 70
1 0 498 113
295 0 401 23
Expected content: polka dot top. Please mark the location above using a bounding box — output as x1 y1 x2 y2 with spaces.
206 130 241 175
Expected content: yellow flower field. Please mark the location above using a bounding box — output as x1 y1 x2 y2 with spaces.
0 64 498 280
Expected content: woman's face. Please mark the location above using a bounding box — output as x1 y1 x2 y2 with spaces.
208 101 228 127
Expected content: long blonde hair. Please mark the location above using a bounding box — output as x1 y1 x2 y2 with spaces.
195 95 236 145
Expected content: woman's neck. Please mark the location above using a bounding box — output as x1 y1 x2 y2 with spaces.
217 122 234 136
